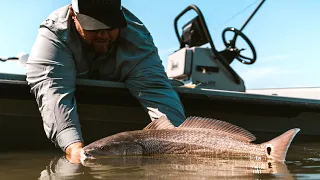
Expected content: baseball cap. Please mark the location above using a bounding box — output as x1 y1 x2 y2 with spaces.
71 0 127 30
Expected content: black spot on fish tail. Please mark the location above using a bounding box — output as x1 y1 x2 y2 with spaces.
262 128 300 162
267 147 271 155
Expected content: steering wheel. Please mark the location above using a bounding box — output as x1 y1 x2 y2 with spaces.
222 27 257 64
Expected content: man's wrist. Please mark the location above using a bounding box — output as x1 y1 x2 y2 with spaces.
66 142 84 155
56 127 84 152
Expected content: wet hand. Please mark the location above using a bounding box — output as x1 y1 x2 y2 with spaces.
65 142 84 164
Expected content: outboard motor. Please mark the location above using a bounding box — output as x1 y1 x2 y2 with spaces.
166 1 266 92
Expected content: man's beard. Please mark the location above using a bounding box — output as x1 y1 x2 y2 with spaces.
81 37 112 54
91 39 112 53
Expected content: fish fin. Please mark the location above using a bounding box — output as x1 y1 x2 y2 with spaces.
144 115 176 130
262 128 300 162
178 116 256 142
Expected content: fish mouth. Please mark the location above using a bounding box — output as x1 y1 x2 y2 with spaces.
80 148 89 164
81 148 97 160
82 147 110 159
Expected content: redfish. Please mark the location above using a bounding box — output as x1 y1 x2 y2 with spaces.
82 116 300 162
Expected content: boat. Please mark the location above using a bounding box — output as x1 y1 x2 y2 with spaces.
1 0 319 151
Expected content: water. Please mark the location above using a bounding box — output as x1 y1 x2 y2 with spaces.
0 142 319 180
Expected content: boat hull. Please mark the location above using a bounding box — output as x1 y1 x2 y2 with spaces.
1 74 320 150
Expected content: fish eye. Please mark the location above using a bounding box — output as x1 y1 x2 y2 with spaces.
100 146 108 150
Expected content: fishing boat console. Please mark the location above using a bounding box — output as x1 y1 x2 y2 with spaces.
166 4 257 92
1 0 320 151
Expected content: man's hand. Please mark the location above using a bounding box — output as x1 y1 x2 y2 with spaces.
65 142 84 164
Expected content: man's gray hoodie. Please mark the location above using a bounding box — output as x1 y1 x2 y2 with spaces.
26 5 185 151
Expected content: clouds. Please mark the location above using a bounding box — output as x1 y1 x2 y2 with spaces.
239 54 292 81
240 67 280 82
258 54 289 63
235 54 305 89
0 61 26 75
240 66 299 83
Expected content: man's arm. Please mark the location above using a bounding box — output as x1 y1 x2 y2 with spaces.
26 27 84 153
125 50 186 126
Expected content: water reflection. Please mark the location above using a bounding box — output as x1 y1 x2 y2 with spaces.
39 156 85 180
0 142 313 180
39 155 294 180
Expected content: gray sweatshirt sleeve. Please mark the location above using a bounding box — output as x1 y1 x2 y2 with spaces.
125 50 186 126
26 27 84 151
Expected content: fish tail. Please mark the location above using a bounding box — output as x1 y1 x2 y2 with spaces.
262 128 300 162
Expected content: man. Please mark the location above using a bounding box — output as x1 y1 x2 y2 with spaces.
26 0 186 163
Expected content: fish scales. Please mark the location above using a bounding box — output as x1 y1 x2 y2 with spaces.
83 116 300 162
130 129 266 158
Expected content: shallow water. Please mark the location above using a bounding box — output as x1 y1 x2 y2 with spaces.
0 142 319 180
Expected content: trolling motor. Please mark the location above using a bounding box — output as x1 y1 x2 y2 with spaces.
166 1 266 90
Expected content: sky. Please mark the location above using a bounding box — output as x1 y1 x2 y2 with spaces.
0 0 319 89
